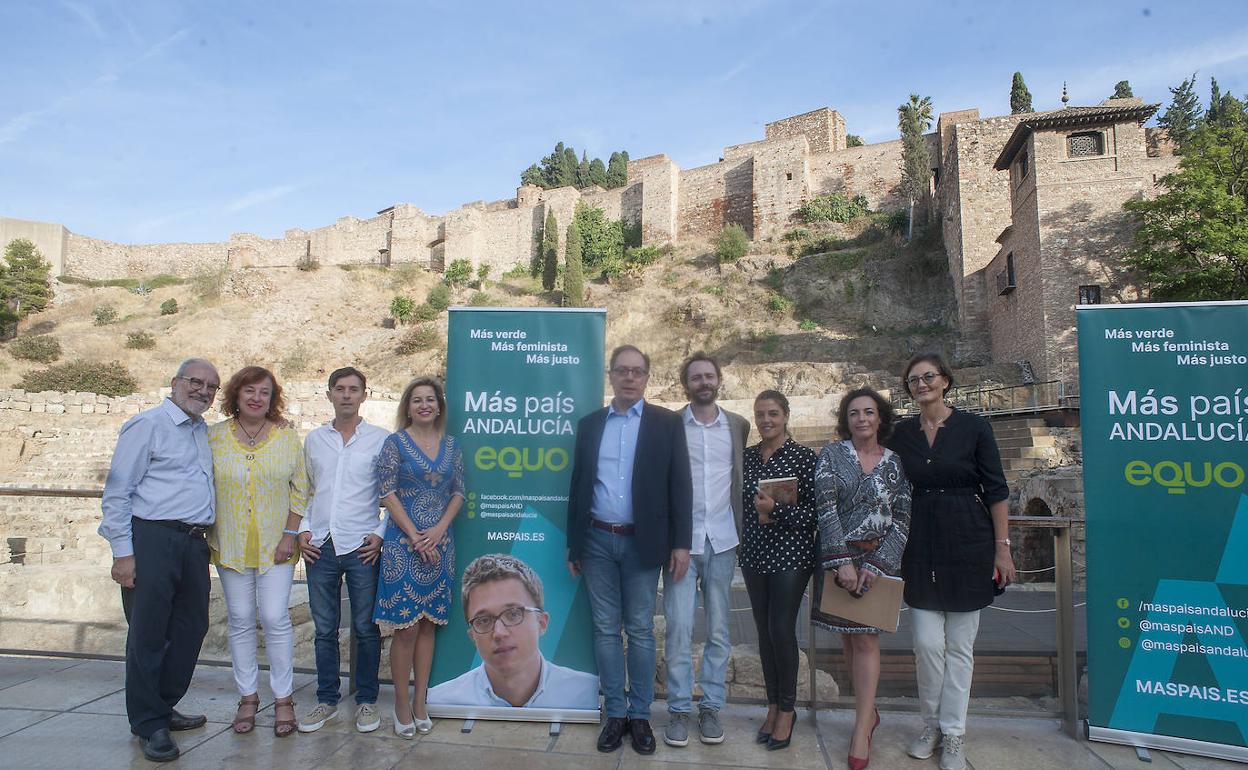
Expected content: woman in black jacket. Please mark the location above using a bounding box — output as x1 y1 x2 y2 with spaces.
889 353 1016 770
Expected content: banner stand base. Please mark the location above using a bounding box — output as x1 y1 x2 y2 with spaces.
1089 725 1248 764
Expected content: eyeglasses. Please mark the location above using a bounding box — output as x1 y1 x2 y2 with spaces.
467 606 542 634
905 372 941 388
609 366 649 378
176 376 220 393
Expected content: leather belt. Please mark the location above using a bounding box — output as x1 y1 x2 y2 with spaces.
591 518 635 535
135 517 208 538
913 487 979 497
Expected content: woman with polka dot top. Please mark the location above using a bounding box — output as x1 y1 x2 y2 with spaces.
739 389 818 751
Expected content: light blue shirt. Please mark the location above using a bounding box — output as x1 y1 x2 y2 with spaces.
591 399 644 524
427 656 600 709
99 398 215 558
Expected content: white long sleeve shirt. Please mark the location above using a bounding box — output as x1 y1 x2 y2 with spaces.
300 418 390 555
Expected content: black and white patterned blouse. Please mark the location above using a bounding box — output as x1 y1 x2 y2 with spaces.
815 440 911 577
739 438 818 573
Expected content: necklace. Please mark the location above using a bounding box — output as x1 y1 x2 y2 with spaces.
237 418 265 446
922 407 952 432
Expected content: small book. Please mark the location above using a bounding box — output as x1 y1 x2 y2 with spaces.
818 571 905 633
756 476 798 505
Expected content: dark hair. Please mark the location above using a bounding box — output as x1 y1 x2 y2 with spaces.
754 389 791 436
397 376 447 432
902 352 956 397
836 387 896 443
679 351 721 387
220 366 285 422
328 366 367 391
609 344 651 372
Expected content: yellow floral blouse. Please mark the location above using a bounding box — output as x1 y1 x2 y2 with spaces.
207 420 308 573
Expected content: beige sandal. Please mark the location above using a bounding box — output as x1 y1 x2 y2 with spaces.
232 694 260 734
274 697 297 738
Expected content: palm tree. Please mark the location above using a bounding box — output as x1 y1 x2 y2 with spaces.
898 94 934 240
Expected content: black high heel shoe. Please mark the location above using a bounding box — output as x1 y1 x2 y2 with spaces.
767 710 796 750
755 728 771 744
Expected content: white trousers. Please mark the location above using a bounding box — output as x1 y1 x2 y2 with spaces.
910 607 981 737
217 563 295 698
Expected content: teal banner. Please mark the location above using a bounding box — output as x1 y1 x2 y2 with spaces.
1080 301 1248 762
430 307 605 722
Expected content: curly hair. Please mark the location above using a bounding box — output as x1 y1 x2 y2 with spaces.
460 554 545 619
835 387 895 443
219 366 285 422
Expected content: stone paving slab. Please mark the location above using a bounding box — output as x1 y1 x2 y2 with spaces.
1 655 1244 770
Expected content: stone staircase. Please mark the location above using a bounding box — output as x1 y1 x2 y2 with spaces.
989 417 1062 484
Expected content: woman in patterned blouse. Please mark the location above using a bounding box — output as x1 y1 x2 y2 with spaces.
813 388 911 770
374 376 464 738
739 389 818 751
207 366 308 737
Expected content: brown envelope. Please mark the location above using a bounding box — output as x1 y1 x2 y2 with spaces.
818 571 905 633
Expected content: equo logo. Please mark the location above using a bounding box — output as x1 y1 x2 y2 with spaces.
1123 460 1246 495
475 446 570 478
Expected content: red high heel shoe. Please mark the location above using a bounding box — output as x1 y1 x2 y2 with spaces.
847 708 881 770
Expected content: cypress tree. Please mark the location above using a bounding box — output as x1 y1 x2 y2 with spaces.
1158 74 1203 151
589 158 608 188
564 220 584 307
577 150 591 189
1010 72 1033 114
561 147 579 188
1112 80 1134 99
541 210 558 291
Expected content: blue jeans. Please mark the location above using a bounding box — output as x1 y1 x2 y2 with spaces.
581 526 661 719
306 538 381 705
663 540 735 713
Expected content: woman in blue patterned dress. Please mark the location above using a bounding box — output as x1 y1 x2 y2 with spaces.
812 387 910 770
374 376 464 738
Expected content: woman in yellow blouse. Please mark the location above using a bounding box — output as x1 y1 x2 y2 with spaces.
207 366 308 738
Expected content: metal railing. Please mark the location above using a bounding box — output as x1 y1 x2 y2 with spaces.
892 380 1078 417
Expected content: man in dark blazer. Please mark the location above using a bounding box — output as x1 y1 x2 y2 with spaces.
567 344 692 755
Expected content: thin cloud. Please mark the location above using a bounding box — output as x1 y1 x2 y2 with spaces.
713 7 820 84
223 183 300 213
0 27 190 146
60 1 106 40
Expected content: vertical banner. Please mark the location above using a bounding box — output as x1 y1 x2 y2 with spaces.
430 307 605 723
1080 301 1248 762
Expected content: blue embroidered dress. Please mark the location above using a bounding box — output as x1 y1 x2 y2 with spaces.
373 431 464 631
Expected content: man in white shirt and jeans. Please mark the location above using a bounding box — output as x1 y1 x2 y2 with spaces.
296 367 390 734
663 353 750 747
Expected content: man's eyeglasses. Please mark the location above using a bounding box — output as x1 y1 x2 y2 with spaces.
905 372 941 388
609 366 649 378
176 376 220 393
468 606 542 634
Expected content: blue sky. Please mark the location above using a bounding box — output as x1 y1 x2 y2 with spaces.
2 0 1246 245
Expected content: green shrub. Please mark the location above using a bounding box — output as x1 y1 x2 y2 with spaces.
799 318 818 331
705 284 725 298
426 283 451 311
797 193 870 223
125 331 157 350
390 295 416 324
885 209 910 235
844 279 856 300
159 298 179 315
468 291 491 306
476 263 491 283
764 267 786 291
599 254 626 280
92 304 119 326
624 245 662 267
782 228 810 242
280 342 312 375
445 258 473 287
19 359 137 396
412 303 440 321
191 268 228 300
58 274 183 290
714 223 750 265
389 262 424 288
766 292 793 314
395 325 440 355
502 262 528 278
9 335 61 363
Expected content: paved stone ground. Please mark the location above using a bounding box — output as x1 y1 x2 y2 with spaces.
0 655 1239 770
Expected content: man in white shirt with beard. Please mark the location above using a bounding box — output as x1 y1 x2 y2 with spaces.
297 367 390 734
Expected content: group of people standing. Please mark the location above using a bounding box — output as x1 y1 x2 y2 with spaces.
568 346 1015 770
99 361 466 760
99 346 1015 770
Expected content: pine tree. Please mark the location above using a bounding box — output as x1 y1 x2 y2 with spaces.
589 158 608 188
1112 80 1134 99
577 150 591 189
1010 72 1033 114
520 163 544 187
564 220 584 307
541 210 558 291
898 94 934 240
1158 74 1203 152
2 238 52 319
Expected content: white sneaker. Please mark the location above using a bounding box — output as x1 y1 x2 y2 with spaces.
297 702 338 733
907 724 941 759
939 733 966 770
355 703 381 733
